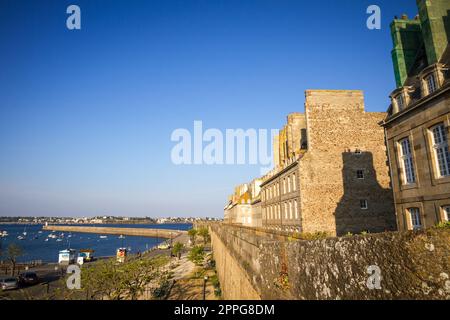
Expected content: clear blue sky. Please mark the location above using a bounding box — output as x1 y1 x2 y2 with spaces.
0 0 418 217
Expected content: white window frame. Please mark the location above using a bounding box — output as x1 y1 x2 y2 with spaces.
289 201 293 219
408 207 422 230
284 203 288 219
292 173 297 191
294 200 298 219
399 138 416 184
430 123 450 177
443 206 450 222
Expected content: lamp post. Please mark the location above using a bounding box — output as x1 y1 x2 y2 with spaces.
203 276 208 300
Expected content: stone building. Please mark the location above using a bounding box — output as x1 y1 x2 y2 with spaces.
224 179 262 227
380 0 450 230
257 90 398 236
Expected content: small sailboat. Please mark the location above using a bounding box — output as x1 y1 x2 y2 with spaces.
44 238 49 242
118 235 125 239
56 238 63 242
17 235 25 240
99 235 108 239
22 226 27 237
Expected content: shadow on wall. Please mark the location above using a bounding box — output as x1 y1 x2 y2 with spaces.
334 152 397 236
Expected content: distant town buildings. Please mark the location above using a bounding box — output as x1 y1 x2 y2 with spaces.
0 216 217 224
380 0 450 231
224 178 262 227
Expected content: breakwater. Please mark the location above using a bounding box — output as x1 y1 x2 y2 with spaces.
43 225 186 239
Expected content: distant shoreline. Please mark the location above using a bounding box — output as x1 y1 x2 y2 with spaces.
0 221 192 225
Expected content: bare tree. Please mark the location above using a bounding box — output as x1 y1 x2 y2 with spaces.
7 243 24 276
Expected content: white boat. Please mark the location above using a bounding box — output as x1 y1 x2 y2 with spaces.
38 231 43 234
56 238 63 242
118 235 125 239
17 235 25 240
99 235 108 239
44 238 49 242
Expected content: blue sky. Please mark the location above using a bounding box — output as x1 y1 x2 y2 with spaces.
0 0 418 217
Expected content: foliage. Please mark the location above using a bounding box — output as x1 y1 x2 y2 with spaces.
209 274 222 297
188 246 205 266
80 255 169 300
187 228 198 245
198 227 210 244
345 232 354 237
151 271 172 299
171 242 184 259
435 221 450 228
360 230 369 235
296 231 329 240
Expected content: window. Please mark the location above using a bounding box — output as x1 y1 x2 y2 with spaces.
287 176 291 193
293 173 297 191
354 148 362 155
426 74 437 94
294 200 298 219
430 123 450 177
278 205 281 219
399 138 416 184
443 206 450 222
289 202 293 219
396 94 405 110
356 170 364 179
408 207 422 230
360 199 368 210
284 203 288 219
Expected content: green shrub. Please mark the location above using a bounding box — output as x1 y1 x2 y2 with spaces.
188 246 205 265
436 221 450 228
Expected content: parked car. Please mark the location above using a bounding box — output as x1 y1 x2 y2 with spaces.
1 277 19 291
19 272 39 286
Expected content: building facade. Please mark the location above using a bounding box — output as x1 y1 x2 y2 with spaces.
259 90 397 236
380 0 450 230
224 179 262 227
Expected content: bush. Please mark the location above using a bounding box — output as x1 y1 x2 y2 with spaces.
298 231 328 240
188 246 205 265
436 221 450 228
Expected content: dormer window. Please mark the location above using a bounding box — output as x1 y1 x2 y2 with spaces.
390 87 412 114
396 94 405 110
426 73 437 94
418 63 447 98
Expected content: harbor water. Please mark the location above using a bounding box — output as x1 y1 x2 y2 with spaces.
0 223 192 263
